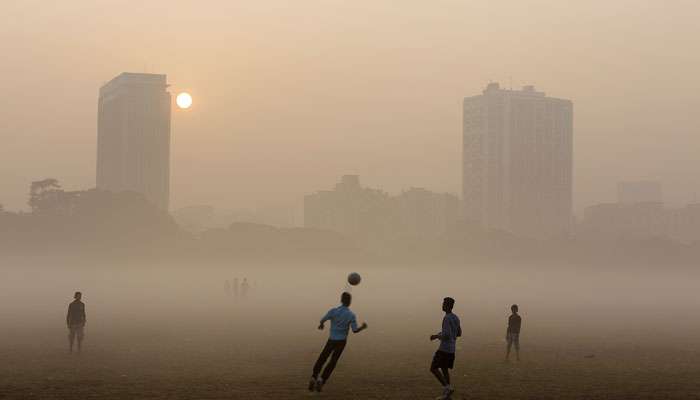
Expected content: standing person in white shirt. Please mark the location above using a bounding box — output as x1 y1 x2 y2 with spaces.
429 297 461 399
308 292 368 392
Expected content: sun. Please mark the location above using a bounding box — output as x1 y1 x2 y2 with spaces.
176 92 192 109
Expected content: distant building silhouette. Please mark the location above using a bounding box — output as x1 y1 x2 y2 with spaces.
396 188 459 238
583 201 666 239
172 205 297 233
96 72 171 210
304 176 459 239
462 83 573 237
581 201 700 243
304 175 392 238
617 181 663 204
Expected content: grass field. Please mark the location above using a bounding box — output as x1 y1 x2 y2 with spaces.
2 264 700 399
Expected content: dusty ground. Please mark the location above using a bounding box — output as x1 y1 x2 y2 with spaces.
2 264 700 399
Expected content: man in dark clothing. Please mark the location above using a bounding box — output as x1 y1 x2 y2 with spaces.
430 297 461 400
505 304 522 361
66 291 86 353
241 277 250 299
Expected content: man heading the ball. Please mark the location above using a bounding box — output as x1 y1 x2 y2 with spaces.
309 292 368 392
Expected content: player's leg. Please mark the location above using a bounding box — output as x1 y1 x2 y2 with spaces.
311 341 334 390
506 334 512 360
68 327 75 353
320 341 346 383
430 352 447 386
440 367 450 385
76 326 84 352
441 366 455 399
514 334 520 361
431 368 446 385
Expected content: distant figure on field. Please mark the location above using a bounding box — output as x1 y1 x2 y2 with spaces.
224 279 232 296
233 277 239 299
309 292 367 392
429 297 461 400
241 277 250 299
66 291 86 353
505 304 522 361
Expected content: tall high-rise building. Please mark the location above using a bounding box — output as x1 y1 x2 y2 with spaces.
96 73 171 210
462 83 573 237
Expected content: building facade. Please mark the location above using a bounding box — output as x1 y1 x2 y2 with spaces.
304 176 459 239
304 175 393 238
463 83 573 237
617 181 663 204
581 201 700 243
396 188 459 238
96 73 171 210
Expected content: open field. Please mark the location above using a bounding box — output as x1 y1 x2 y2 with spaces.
2 263 700 399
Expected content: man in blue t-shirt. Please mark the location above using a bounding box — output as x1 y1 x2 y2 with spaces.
429 297 461 399
309 292 368 392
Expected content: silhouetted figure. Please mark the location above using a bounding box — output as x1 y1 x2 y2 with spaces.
224 279 232 296
429 297 461 399
506 304 522 361
66 291 86 353
309 292 367 392
233 278 239 299
241 277 249 299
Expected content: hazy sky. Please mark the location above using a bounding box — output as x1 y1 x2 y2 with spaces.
2 0 699 215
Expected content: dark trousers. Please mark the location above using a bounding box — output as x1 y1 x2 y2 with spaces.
312 339 347 382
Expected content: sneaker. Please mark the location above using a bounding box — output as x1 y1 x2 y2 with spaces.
308 378 316 392
443 385 455 399
315 378 324 392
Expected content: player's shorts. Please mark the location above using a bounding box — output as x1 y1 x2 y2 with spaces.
507 332 520 349
68 324 85 340
431 350 455 370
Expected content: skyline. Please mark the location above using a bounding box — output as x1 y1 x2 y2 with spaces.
2 1 700 215
4 3 700 399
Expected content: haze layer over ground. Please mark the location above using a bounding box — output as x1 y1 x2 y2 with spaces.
2 263 699 399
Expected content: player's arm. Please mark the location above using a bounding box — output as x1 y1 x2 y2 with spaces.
318 310 332 330
66 306 71 326
82 305 86 324
351 317 367 333
430 332 443 341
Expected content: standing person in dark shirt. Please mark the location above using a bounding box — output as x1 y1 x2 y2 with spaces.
429 297 461 399
505 304 522 361
66 292 86 353
224 279 232 297
241 277 250 299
